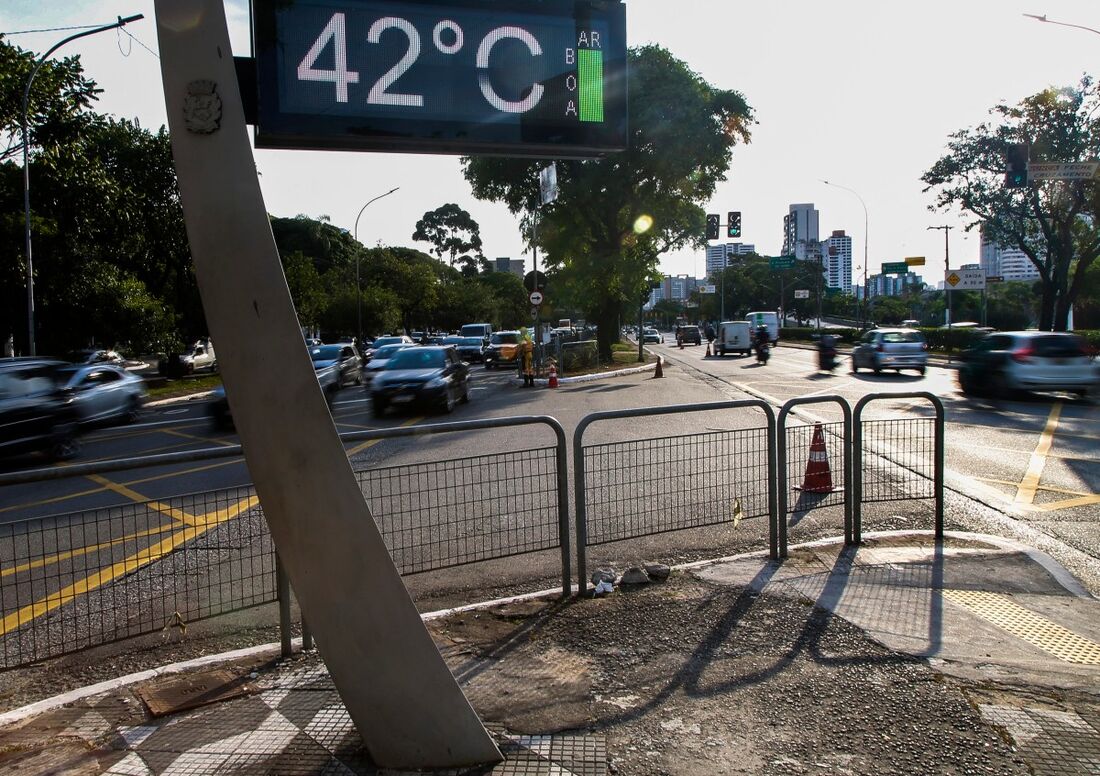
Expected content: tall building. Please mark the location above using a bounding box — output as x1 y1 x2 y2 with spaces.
979 232 1039 282
705 243 755 276
493 257 525 278
782 203 820 259
819 230 853 292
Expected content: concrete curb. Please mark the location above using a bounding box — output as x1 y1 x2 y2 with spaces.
510 360 658 387
0 529 1086 726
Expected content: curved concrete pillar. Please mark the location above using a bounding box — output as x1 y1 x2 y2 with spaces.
152 0 501 767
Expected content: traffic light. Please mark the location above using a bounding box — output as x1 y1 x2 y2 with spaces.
705 213 720 240
727 211 742 238
1004 143 1029 188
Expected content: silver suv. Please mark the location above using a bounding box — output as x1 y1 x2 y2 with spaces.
851 328 928 375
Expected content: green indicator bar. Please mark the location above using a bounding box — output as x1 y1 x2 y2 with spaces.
578 49 604 123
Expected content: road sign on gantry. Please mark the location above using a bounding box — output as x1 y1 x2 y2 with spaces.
794 289 809 299
252 0 627 157
769 256 795 270
882 262 908 274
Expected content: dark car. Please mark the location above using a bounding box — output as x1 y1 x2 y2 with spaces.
370 346 470 416
363 343 412 386
309 344 362 390
675 325 702 345
443 335 485 363
483 330 521 369
958 331 1099 399
0 359 82 461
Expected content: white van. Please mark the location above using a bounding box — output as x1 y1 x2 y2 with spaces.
746 311 780 345
716 321 752 356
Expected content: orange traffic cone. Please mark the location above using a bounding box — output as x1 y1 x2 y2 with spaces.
548 363 558 388
705 342 712 358
796 422 835 493
652 356 664 378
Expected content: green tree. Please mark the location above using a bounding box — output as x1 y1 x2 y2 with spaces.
463 45 753 358
923 76 1100 331
411 203 484 267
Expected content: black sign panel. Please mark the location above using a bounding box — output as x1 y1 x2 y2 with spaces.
252 0 627 157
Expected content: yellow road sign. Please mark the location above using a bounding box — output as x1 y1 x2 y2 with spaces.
905 256 925 266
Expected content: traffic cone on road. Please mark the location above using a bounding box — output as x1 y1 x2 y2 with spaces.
796 423 835 493
705 342 712 358
652 356 664 378
548 363 558 388
679 338 684 350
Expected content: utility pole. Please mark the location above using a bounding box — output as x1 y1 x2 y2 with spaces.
928 225 953 328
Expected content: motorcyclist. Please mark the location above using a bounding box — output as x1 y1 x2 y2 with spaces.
754 324 771 362
818 333 837 371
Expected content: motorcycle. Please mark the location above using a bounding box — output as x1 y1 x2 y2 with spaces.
755 339 770 365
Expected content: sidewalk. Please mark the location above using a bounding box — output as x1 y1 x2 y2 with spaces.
1 531 1098 775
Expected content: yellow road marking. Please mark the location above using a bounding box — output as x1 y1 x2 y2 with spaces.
345 416 422 456
975 445 1100 463
86 475 198 527
943 590 1100 664
0 522 178 579
123 458 242 487
973 476 1094 498
0 494 258 637
1015 402 1062 504
0 485 109 515
162 427 238 448
1040 494 1100 511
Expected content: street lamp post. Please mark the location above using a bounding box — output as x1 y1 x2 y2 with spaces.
820 179 869 328
1023 13 1100 37
21 14 144 356
352 187 399 343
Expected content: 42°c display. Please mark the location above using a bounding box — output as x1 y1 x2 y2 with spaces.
251 0 627 157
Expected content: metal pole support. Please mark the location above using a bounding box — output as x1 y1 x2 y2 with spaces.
276 551 292 658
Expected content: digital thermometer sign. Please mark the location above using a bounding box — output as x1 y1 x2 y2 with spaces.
252 0 627 157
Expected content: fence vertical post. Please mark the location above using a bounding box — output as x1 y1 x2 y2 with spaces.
550 419 572 598
276 551 292 658
842 404 854 546
934 399 945 540
774 411 786 560
851 407 863 545
573 422 589 596
302 617 313 651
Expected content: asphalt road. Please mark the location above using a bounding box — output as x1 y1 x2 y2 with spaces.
0 342 1096 668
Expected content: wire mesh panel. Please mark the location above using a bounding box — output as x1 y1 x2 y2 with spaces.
784 422 846 514
860 417 936 503
582 427 769 546
0 485 274 669
358 446 560 574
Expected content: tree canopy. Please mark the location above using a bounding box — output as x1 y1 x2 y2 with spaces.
923 76 1100 331
463 45 753 357
411 203 484 269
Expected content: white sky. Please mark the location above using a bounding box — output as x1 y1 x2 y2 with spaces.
3 1 1096 287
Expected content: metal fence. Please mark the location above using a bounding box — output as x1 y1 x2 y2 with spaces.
0 395 944 670
0 415 568 670
556 339 599 376
573 400 777 594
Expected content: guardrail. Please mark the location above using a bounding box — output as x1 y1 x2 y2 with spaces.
0 415 569 670
573 400 778 594
0 394 945 671
853 392 945 542
777 396 853 556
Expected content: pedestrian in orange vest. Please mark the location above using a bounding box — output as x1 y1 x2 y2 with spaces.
518 327 535 387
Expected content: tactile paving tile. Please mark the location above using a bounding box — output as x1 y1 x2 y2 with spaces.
943 590 1100 664
981 704 1100 776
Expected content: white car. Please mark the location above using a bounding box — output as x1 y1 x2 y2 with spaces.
851 328 929 375
55 364 147 426
959 331 1099 398
642 327 663 344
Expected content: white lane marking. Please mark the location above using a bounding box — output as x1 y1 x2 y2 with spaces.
160 408 190 416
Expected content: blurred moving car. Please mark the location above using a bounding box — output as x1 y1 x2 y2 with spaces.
54 364 146 425
371 335 414 350
675 325 701 346
0 359 81 461
642 327 663 344
363 343 413 385
443 335 486 363
851 328 928 375
65 349 125 366
483 330 521 369
958 331 1099 399
370 345 470 416
309 344 362 390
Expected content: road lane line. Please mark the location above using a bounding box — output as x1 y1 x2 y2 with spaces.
162 427 239 448
1015 402 1063 505
0 523 178 579
0 494 258 638
345 415 422 457
974 476 1093 498
122 458 244 487
86 475 198 527
0 485 110 515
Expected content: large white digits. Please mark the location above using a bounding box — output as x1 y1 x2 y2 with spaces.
476 26 543 113
367 17 424 107
297 12 360 102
